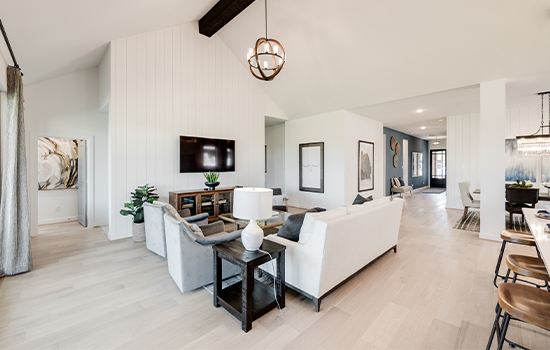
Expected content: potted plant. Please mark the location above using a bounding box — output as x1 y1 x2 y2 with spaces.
120 184 159 242
204 171 220 190
510 179 534 188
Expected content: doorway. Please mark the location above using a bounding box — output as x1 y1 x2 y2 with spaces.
430 150 446 188
37 137 88 229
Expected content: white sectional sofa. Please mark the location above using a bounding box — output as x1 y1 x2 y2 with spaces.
261 197 404 311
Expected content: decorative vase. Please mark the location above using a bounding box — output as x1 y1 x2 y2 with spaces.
241 220 263 251
205 181 220 191
132 222 146 242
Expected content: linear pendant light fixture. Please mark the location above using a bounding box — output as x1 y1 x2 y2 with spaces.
246 0 285 81
517 92 550 155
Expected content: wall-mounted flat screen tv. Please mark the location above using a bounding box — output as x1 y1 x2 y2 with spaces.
180 136 235 173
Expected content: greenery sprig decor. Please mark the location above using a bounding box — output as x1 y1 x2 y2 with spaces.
203 171 220 183
509 179 534 188
120 184 159 223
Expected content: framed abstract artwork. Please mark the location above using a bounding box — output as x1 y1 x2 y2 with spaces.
358 140 374 192
506 139 536 182
38 137 80 190
299 142 324 193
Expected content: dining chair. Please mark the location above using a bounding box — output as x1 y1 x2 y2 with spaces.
458 181 480 221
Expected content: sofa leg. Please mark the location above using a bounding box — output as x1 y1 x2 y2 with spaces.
313 297 321 312
393 245 397 253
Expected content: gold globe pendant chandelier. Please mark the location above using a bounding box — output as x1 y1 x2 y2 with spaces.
517 92 550 156
247 0 285 81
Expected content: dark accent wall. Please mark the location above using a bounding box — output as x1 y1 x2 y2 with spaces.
383 127 429 196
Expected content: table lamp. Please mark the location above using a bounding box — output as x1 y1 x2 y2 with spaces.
233 187 273 251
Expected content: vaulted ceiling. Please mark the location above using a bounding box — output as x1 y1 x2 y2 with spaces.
2 0 550 124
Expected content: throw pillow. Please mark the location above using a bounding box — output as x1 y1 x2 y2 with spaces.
352 194 373 205
392 177 401 188
164 203 182 219
398 177 405 186
165 203 204 237
277 207 326 242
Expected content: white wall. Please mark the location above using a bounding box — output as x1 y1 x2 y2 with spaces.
98 45 111 112
285 110 383 210
265 123 285 192
343 111 384 204
479 79 506 241
446 114 480 209
109 23 286 240
0 51 7 91
37 190 78 225
447 103 542 210
25 67 109 235
285 111 345 210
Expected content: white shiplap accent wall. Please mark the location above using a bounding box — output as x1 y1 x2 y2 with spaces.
109 24 279 240
447 114 480 210
447 104 541 210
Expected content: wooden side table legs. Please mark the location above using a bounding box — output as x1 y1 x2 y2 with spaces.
242 265 254 332
213 251 221 308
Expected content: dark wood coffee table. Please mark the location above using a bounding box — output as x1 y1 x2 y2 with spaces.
212 239 286 332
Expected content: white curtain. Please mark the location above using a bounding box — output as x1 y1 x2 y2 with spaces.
0 67 32 276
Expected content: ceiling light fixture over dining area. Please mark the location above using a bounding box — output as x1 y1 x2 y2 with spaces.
517 92 550 155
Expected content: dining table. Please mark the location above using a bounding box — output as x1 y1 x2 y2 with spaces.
523 208 550 271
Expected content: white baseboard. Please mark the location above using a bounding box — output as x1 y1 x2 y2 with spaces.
100 225 109 236
479 231 502 242
38 216 78 225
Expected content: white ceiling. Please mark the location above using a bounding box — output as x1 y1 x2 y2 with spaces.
218 0 550 119
265 115 287 127
0 0 217 84
349 69 550 139
2 0 550 128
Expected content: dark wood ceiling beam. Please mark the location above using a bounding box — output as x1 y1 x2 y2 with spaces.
199 0 256 37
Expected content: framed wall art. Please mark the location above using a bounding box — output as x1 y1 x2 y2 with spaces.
358 140 374 192
299 142 324 193
38 137 80 190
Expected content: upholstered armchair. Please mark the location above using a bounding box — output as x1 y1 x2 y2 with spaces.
143 201 208 258
163 213 241 293
458 181 480 220
271 188 289 212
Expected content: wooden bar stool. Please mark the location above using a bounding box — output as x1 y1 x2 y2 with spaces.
493 230 540 288
487 283 550 350
502 254 550 290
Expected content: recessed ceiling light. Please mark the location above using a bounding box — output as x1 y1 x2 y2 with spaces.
439 119 443 122
416 109 423 113
421 126 426 129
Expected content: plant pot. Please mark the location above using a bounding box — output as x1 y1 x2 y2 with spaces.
132 222 146 242
205 181 220 191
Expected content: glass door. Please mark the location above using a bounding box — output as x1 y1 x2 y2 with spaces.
430 150 446 188
199 194 216 219
217 192 232 216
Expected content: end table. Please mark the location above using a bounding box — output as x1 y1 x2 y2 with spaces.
213 239 286 332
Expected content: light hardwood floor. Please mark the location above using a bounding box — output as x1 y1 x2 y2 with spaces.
1 191 550 349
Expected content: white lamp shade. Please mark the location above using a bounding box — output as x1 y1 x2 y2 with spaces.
233 188 273 221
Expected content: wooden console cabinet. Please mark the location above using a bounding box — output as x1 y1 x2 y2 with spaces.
169 187 235 222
